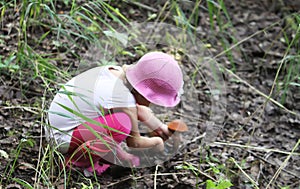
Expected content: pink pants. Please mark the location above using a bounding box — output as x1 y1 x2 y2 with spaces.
66 112 132 169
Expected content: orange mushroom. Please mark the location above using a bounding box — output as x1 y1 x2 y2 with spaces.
167 119 188 132
149 119 188 140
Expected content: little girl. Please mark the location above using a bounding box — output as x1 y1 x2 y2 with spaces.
46 51 184 176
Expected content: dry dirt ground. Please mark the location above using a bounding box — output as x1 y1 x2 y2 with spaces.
0 0 299 188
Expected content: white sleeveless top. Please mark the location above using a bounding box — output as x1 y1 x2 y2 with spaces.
48 65 136 135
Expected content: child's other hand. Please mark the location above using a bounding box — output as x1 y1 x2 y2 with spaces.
116 148 140 167
127 154 140 167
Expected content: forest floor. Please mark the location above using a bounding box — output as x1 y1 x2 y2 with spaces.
0 0 299 188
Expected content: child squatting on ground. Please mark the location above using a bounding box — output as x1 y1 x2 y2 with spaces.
46 51 184 176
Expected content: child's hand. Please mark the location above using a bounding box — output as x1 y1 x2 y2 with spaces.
151 125 170 141
136 104 172 139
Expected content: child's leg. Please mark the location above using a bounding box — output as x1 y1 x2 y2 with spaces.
65 112 135 172
66 137 112 168
68 112 132 150
104 112 132 143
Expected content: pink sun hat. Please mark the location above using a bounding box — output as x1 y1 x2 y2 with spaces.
126 51 184 107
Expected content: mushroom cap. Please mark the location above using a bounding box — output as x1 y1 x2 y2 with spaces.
167 119 188 132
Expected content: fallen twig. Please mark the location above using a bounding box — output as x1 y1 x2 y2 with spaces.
247 150 300 179
125 1 158 12
154 165 159 189
1 106 39 114
213 141 300 156
106 172 190 188
230 157 259 189
266 139 300 189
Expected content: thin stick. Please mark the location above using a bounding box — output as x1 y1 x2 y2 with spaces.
266 25 300 116
213 141 300 156
222 67 297 116
154 165 159 189
107 172 189 187
266 139 300 189
208 16 299 116
230 158 259 189
126 1 158 12
213 18 282 60
247 150 300 179
34 89 47 188
1 105 39 114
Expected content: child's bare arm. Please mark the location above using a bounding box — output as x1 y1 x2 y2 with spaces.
113 106 164 151
136 104 172 140
126 135 164 151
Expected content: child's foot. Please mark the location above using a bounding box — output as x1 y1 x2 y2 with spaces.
84 162 110 177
